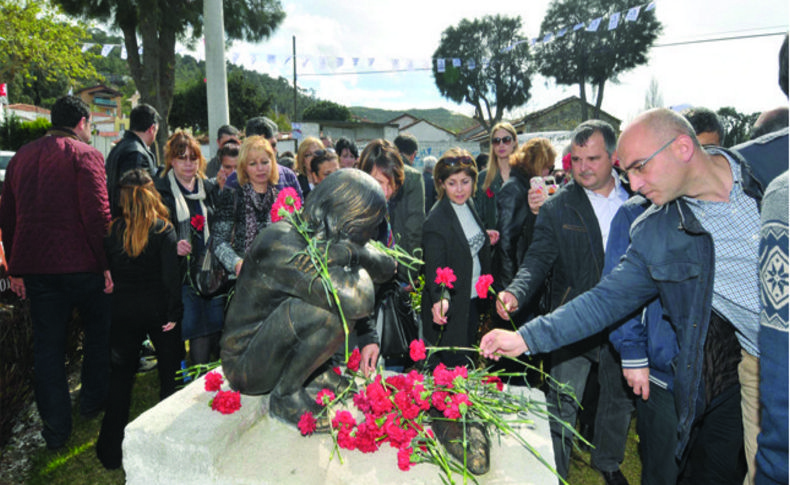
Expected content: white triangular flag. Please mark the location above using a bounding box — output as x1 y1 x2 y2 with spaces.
543 32 553 43
121 46 127 60
452 58 461 68
437 58 446 73
646 2 656 12
573 22 585 31
467 59 475 69
608 12 621 30
557 27 568 38
267 54 276 64
99 44 113 57
625 6 641 21
586 17 602 31
81 43 94 53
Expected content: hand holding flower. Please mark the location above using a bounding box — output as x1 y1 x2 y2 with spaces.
479 328 529 360
431 298 449 325
177 239 192 256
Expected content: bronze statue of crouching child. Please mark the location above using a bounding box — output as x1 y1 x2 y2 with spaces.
220 170 396 430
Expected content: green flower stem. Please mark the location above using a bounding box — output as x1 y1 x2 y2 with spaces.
488 287 518 331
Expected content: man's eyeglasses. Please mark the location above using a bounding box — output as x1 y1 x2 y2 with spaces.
492 135 513 145
443 156 474 167
624 136 677 176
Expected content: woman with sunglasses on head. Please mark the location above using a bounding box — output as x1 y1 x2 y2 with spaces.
96 169 182 470
474 122 519 236
295 136 323 199
423 148 493 367
155 130 222 366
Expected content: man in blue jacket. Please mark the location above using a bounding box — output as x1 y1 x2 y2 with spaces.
485 107 772 485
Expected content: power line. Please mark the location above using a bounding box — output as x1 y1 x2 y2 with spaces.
297 28 787 78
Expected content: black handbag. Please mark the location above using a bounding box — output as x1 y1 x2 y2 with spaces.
195 236 234 298
376 281 420 359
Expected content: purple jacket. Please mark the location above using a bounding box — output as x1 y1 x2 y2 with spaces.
0 129 111 275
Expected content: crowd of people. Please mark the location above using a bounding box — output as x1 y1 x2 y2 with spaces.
0 35 786 485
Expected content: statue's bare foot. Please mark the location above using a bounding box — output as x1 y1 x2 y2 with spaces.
270 388 330 433
430 412 490 475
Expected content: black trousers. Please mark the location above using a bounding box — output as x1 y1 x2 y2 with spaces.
96 289 184 469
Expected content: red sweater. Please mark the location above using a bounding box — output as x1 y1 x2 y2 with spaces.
0 129 110 275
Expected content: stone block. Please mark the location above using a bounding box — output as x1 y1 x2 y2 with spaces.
124 369 557 485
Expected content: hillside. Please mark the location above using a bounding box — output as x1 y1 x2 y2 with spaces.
351 107 478 134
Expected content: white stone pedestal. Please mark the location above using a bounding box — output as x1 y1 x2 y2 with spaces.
124 370 557 485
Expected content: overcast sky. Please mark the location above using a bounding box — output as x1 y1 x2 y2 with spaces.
216 0 788 125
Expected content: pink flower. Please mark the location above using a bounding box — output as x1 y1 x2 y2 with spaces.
562 153 572 172
347 347 361 372
210 390 241 414
298 411 317 435
434 267 456 289
204 371 223 392
397 446 414 471
270 187 303 222
409 339 426 362
316 388 336 406
475 274 494 299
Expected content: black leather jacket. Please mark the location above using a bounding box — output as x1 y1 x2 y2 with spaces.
495 168 537 288
105 131 158 217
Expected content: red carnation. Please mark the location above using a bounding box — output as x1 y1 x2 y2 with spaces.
397 446 414 471
475 274 494 299
204 371 223 392
190 214 205 231
434 267 456 289
316 388 336 406
409 339 426 362
332 366 342 375
562 153 572 172
270 187 303 222
210 390 241 414
298 411 317 435
484 375 504 392
347 347 361 372
486 187 494 198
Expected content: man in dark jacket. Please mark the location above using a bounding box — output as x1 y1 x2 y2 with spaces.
105 104 159 217
484 108 773 485
491 120 633 484
0 95 113 450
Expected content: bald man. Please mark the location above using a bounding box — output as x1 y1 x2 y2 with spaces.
485 108 780 485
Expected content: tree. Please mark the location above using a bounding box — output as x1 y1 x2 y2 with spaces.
716 107 760 147
432 15 532 132
302 100 352 122
53 0 285 157
0 1 100 104
534 0 662 120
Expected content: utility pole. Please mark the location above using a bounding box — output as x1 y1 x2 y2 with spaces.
293 35 297 122
204 0 230 157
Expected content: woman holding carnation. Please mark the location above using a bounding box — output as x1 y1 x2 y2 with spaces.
473 122 519 231
155 130 221 365
422 148 493 367
213 135 281 278
96 169 183 469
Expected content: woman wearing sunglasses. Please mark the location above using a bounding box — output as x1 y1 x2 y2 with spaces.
474 122 519 233
423 148 492 367
155 130 221 366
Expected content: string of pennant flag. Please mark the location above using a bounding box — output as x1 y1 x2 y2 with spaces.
79 1 655 75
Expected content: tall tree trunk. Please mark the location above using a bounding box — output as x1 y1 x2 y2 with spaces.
593 79 605 120
578 76 589 121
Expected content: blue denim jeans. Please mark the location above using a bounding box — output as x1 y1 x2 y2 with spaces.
546 339 635 478
26 273 111 448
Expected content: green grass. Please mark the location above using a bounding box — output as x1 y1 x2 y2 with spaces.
22 372 642 484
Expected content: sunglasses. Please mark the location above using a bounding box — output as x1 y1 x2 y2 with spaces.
492 135 513 145
176 153 199 162
443 156 474 167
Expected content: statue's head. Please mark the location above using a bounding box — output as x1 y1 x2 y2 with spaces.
303 169 387 245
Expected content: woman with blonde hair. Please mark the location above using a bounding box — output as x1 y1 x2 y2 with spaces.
213 135 280 278
154 130 221 366
295 136 323 198
473 122 519 231
96 169 182 469
495 137 556 293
